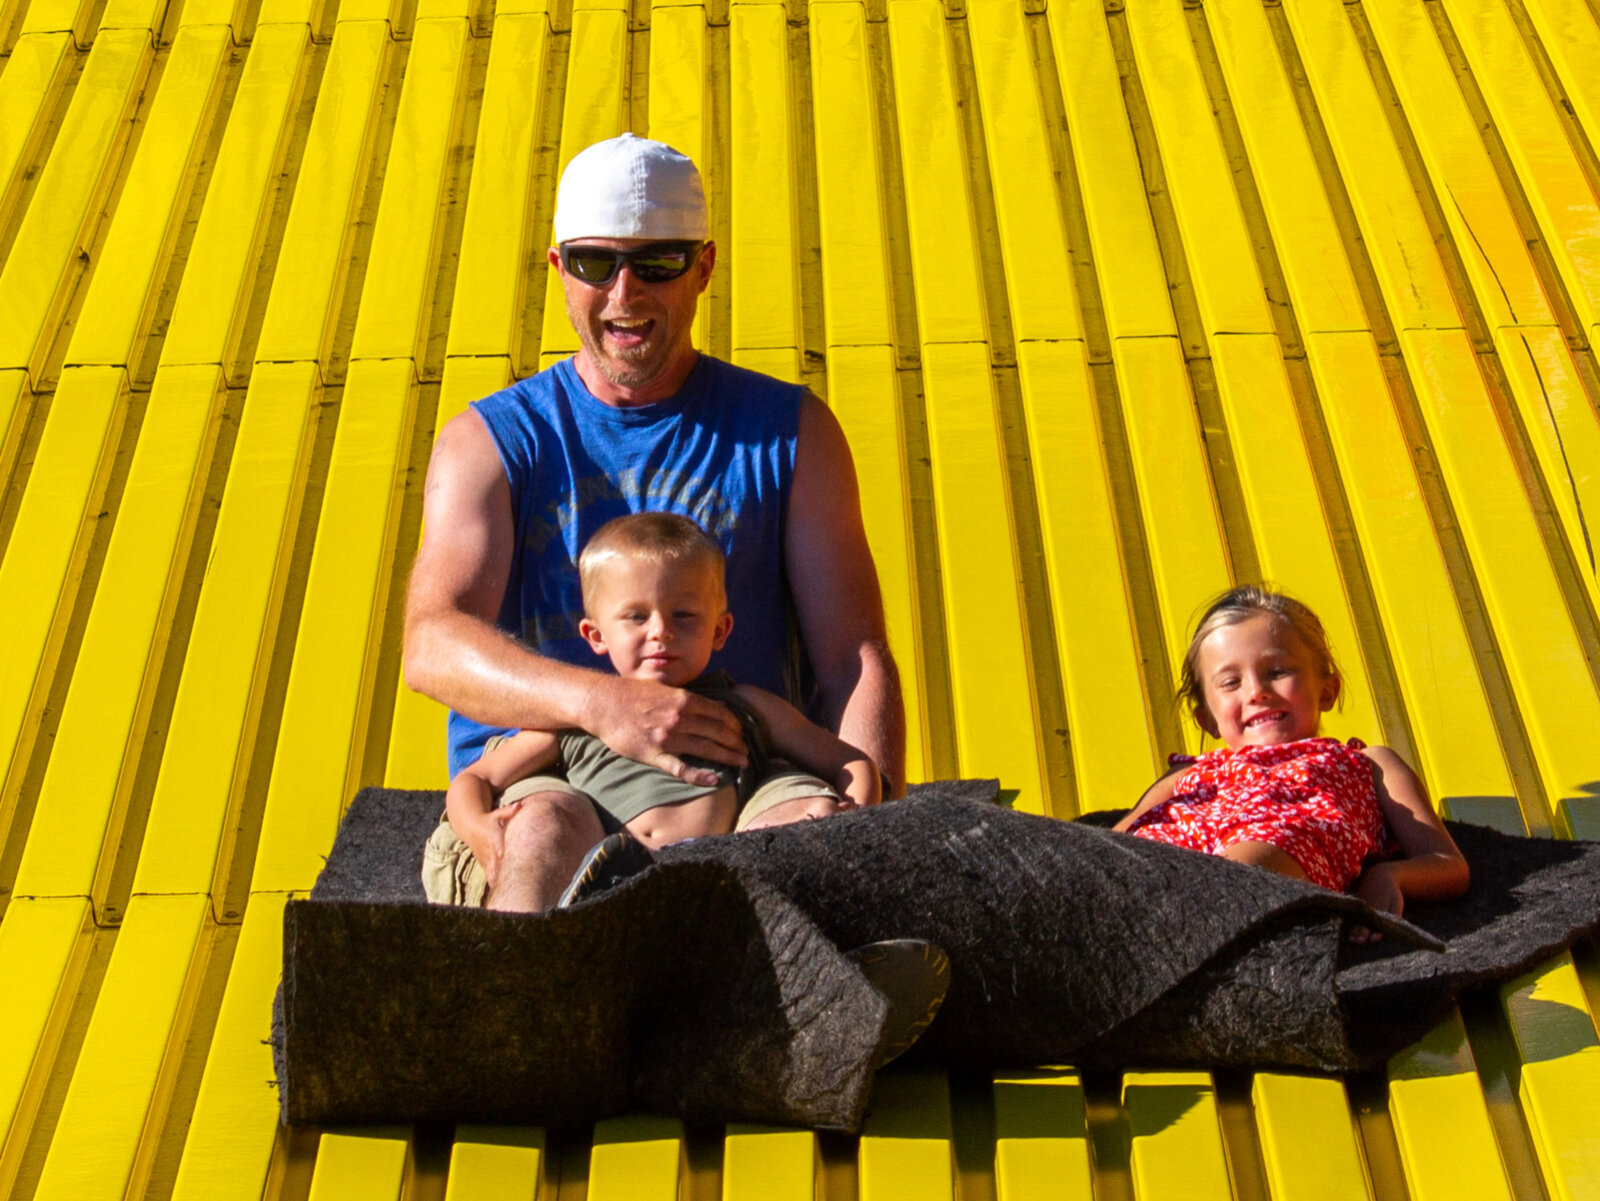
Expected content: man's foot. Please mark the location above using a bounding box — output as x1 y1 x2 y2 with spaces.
847 939 950 1067
557 832 655 908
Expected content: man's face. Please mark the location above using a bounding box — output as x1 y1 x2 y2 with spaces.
551 238 715 404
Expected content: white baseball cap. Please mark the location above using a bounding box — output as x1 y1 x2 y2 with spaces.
552 134 709 244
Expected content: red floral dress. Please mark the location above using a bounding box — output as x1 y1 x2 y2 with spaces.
1126 737 1389 891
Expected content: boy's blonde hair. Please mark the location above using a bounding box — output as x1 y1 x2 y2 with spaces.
578 512 726 612
1178 585 1340 730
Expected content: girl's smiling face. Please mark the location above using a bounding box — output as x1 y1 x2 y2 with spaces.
1195 614 1340 748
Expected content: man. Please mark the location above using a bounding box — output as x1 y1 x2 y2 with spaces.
405 134 903 911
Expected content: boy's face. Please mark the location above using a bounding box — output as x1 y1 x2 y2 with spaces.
579 555 733 686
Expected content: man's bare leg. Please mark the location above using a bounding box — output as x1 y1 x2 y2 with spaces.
489 791 606 911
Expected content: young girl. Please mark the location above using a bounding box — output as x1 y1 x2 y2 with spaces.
1114 586 1468 928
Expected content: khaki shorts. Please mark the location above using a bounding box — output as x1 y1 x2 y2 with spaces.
420 766 838 907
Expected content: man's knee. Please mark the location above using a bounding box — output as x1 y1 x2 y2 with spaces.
501 790 604 858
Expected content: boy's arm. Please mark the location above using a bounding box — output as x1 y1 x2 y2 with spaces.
1112 770 1182 832
1352 745 1470 917
444 730 561 889
734 685 882 808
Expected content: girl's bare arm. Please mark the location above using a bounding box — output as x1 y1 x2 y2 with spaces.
1112 770 1183 832
1353 745 1469 917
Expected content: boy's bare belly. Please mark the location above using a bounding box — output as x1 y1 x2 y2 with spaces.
625 783 739 848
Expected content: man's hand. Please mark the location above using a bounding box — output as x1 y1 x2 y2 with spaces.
458 800 525 890
579 675 746 786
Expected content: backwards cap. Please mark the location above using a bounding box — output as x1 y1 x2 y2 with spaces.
552 134 708 243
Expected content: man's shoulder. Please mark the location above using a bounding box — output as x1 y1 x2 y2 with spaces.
473 358 573 414
694 354 806 401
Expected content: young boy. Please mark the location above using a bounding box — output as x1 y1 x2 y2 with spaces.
427 512 881 908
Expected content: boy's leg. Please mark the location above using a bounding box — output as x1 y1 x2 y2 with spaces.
735 767 845 832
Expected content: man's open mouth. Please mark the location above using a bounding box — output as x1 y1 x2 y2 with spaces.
604 317 655 346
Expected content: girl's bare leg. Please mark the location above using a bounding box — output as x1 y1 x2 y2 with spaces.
1220 840 1309 881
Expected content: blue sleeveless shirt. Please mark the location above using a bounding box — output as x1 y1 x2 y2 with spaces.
447 354 803 776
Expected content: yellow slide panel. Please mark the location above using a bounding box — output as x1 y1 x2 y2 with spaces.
1521 0 1600 206
1500 957 1600 1201
724 1126 814 1201
14 364 225 901
1203 0 1512 796
0 368 33 500
1279 0 1460 333
384 355 512 790
253 359 418 894
647 1 706 176
348 16 470 364
1109 338 1232 704
1122 0 1382 736
161 22 313 373
0 29 148 382
0 32 72 233
133 362 321 896
807 1 928 777
1492 326 1600 612
537 3 628 366
1252 1073 1370 1201
964 0 1083 343
825 344 928 783
808 0 894 350
1360 0 1550 333
860 1071 955 1201
1358 0 1600 616
252 18 390 371
1046 0 1178 340
177 0 252 32
1122 1071 1234 1201
0 367 127 824
444 1127 546 1201
1387 1013 1512 1200
920 342 1045 810
1203 0 1367 336
648 1 710 349
1209 336 1381 738
1401 329 1600 815
66 25 230 369
307 1129 412 1201
442 12 549 361
169 892 292 1201
0 897 92 1197
29 894 209 1201
729 1 800 368
1122 0 1275 338
98 0 168 35
589 1114 685 1201
991 1069 1094 1201
1015 341 1158 812
1440 0 1600 335
1303 334 1511 800
886 0 986 346
17 0 94 49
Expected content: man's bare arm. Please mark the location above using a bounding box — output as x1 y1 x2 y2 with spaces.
785 393 906 795
402 409 744 778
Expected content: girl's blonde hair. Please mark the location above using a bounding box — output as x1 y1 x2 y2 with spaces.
1178 585 1340 730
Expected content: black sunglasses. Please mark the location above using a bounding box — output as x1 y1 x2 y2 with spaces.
559 241 704 286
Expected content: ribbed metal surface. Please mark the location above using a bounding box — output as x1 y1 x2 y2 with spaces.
1 0 1599 1194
